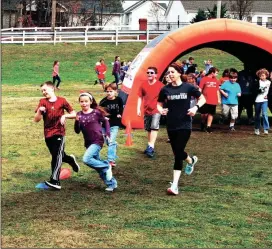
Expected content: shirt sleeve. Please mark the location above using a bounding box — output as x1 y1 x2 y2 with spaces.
35 99 43 113
157 87 166 103
190 85 202 98
118 97 124 115
63 98 74 113
74 112 81 134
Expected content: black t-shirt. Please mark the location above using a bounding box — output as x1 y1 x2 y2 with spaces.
158 83 201 130
99 96 124 127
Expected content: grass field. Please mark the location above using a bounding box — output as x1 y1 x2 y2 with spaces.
1 43 272 248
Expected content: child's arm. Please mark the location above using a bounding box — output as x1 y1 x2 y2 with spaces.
74 114 81 134
219 89 228 98
60 110 76 125
34 106 46 122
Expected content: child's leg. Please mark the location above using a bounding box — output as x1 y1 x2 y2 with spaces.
82 144 108 169
107 126 119 163
56 75 61 88
45 135 63 182
261 101 270 130
254 102 262 130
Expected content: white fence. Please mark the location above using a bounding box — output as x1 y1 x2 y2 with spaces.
0 25 167 46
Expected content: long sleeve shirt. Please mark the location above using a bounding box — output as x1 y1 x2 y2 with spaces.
74 109 110 148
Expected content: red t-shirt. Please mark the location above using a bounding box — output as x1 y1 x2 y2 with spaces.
199 76 220 105
35 97 73 138
138 80 164 115
96 64 107 79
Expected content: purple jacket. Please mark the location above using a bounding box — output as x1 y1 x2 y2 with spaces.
112 61 120 74
74 109 110 148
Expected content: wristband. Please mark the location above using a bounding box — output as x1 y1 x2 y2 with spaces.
196 104 200 110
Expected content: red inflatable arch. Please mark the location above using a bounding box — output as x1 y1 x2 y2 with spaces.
120 19 272 128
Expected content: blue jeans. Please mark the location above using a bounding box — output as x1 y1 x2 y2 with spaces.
113 72 120 84
255 101 270 130
82 144 116 187
103 126 119 162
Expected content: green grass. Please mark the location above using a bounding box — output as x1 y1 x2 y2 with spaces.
1 43 272 248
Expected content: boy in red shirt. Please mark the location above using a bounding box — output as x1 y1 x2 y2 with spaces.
34 81 80 190
94 59 107 91
137 66 164 158
199 67 221 133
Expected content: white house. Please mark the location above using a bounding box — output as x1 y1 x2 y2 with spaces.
165 0 272 28
120 0 168 30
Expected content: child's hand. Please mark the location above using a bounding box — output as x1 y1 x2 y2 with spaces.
117 114 122 118
106 136 111 144
76 114 81 121
39 106 46 113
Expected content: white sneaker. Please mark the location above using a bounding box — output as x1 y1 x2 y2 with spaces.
254 129 260 135
264 130 269 135
167 182 179 195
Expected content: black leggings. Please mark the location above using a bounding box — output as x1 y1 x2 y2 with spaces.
53 75 61 88
167 129 191 171
45 135 74 181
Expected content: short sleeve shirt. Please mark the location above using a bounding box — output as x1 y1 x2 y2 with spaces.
35 97 73 138
220 81 241 105
138 80 164 115
158 83 201 130
199 76 220 105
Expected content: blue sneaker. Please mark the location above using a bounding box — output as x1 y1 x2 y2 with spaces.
145 146 155 158
185 156 198 175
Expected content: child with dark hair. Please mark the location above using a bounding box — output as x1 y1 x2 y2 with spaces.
99 83 124 167
94 59 107 91
254 68 271 135
219 69 230 86
52 60 61 89
74 92 117 191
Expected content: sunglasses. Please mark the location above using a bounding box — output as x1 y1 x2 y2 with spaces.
146 71 155 75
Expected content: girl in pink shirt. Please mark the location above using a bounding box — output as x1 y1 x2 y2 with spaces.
52 60 61 89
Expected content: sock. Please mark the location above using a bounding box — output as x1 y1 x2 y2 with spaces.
172 170 181 188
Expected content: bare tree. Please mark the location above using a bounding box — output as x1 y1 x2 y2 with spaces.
148 1 165 30
228 0 255 20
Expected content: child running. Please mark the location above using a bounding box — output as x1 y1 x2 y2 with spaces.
34 81 80 190
94 59 107 91
99 83 124 167
219 68 241 131
52 60 61 90
74 92 117 192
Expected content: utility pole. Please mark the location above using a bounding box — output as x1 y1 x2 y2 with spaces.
51 0 56 30
217 0 222 18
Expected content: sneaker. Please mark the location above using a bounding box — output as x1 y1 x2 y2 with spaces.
264 130 269 135
105 165 113 181
109 161 116 167
206 126 212 133
248 118 254 125
105 178 118 192
185 156 198 175
45 180 61 190
94 80 98 85
167 182 179 195
229 126 235 131
254 129 260 135
69 154 80 172
166 138 170 143
146 147 155 158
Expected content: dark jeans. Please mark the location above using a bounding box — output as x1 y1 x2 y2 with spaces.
45 135 74 181
167 129 191 171
238 94 254 120
53 75 61 88
112 72 120 84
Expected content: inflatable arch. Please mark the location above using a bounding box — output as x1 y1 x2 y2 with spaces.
120 19 272 128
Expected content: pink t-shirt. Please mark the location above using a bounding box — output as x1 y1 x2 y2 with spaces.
52 64 59 76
